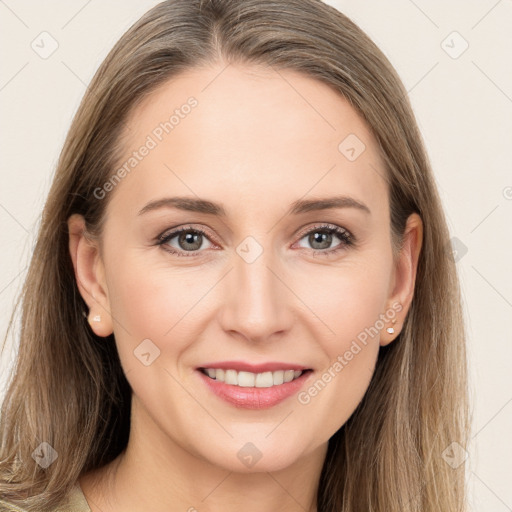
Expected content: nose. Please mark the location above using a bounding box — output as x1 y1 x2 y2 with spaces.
217 246 295 344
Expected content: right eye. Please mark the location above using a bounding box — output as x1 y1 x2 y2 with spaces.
157 226 216 256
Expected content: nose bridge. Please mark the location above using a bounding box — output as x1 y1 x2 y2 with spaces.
218 239 293 342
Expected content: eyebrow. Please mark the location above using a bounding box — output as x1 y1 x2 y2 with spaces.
137 195 371 217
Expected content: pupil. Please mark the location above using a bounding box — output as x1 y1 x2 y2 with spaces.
311 231 331 250
180 231 202 251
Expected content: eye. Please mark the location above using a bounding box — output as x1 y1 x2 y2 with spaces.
295 223 355 256
156 226 215 256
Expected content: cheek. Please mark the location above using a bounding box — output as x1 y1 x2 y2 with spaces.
292 255 391 350
298 344 379 443
290 257 390 427
103 250 226 393
106 250 201 336
294 273 385 438
102 251 184 373
103 255 205 417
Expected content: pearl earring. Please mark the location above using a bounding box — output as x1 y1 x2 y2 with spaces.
386 318 397 334
88 313 101 324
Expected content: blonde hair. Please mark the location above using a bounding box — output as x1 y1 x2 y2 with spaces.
0 1 470 510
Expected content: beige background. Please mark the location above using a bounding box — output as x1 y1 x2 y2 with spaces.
1 1 511 510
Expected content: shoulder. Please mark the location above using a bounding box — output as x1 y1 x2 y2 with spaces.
0 482 91 512
63 482 92 512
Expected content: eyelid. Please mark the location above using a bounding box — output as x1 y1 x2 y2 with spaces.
294 222 350 241
158 224 220 246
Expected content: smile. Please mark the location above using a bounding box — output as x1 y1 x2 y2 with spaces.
200 368 305 387
197 367 313 409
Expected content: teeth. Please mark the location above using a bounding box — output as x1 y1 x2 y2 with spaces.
255 372 273 388
225 369 238 385
237 371 255 387
273 370 284 385
203 368 305 387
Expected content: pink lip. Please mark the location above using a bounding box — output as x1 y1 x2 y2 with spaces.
197 369 313 409
198 360 310 373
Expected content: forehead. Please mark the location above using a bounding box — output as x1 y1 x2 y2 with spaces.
107 63 388 220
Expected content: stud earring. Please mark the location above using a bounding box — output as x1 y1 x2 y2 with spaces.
386 318 397 334
88 313 101 324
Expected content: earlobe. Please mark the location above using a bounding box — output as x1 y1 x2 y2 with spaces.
380 213 423 347
67 214 113 337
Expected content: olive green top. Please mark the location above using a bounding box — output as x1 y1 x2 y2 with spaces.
0 482 91 512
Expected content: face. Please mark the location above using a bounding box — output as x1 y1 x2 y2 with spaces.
70 62 421 474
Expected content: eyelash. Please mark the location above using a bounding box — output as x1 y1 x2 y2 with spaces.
155 223 355 258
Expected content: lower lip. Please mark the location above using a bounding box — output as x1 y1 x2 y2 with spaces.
197 369 313 409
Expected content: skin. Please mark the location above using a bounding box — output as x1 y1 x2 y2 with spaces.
68 61 422 512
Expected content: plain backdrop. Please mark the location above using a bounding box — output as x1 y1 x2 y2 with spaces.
1 1 511 510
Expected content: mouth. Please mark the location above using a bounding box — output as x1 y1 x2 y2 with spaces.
198 367 312 387
196 364 314 409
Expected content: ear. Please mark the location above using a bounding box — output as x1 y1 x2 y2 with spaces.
68 213 113 337
380 213 423 347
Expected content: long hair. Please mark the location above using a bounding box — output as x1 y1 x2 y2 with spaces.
0 1 470 510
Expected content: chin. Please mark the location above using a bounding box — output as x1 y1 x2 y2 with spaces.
195 434 312 474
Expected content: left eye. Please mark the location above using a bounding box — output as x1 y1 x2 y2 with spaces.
296 225 353 252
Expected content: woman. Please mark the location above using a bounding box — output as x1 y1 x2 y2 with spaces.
0 0 470 510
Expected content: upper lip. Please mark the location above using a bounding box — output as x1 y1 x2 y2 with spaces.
198 361 311 373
